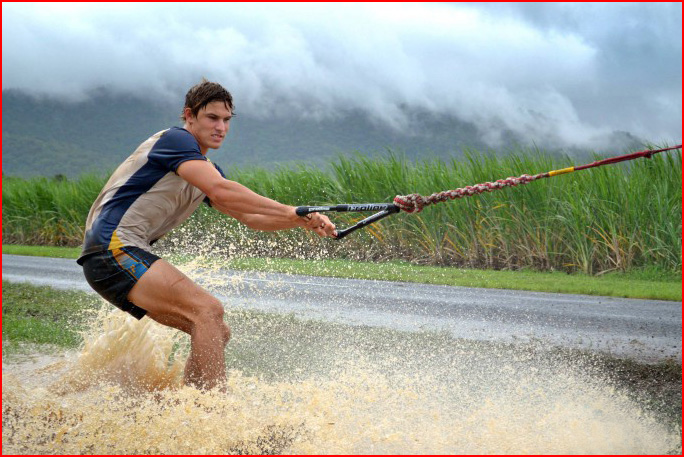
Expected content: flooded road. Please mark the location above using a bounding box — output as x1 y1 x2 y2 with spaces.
2 254 682 454
3 254 681 362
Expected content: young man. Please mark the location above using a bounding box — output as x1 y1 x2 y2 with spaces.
78 80 336 390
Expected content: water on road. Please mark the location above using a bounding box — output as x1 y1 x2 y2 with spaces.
2 255 681 453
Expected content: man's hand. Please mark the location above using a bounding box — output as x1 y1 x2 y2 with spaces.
300 211 336 238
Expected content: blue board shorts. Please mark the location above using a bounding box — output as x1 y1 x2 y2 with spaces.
79 246 160 320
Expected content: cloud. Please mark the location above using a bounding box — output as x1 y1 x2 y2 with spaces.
2 2 681 148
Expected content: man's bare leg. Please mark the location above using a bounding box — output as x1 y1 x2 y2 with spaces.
127 259 231 389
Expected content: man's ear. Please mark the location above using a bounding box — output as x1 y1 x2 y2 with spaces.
183 107 194 121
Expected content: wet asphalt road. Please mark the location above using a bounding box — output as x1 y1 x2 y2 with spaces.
2 254 681 362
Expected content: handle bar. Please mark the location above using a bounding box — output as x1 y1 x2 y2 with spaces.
295 203 400 239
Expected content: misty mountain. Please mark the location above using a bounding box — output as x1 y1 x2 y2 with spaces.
2 89 644 178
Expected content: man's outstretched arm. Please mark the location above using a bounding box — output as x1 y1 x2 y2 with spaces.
210 201 306 231
177 159 335 236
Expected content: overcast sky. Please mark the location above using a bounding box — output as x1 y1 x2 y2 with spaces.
2 2 681 148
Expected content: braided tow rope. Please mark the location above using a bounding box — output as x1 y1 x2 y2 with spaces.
392 145 681 214
393 172 549 213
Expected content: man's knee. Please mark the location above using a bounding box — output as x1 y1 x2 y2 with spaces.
191 298 230 338
198 301 230 345
192 297 225 323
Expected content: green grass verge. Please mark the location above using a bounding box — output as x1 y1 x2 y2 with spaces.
2 244 82 259
3 244 681 301
1 280 97 348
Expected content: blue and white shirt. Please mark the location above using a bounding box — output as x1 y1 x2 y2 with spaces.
78 127 224 264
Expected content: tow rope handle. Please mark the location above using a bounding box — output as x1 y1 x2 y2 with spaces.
295 204 400 239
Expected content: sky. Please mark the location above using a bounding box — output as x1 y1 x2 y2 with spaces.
2 2 682 149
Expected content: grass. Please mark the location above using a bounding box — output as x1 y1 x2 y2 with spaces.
3 244 681 301
1 280 97 348
3 148 681 274
1 244 82 259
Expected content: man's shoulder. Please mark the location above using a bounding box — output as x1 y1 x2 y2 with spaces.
154 127 200 152
145 127 205 173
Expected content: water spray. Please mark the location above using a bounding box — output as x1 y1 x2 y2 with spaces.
295 145 682 239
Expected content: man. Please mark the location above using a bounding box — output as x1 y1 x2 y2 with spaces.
78 80 336 390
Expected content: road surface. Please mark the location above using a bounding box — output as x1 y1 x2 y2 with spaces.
2 254 680 362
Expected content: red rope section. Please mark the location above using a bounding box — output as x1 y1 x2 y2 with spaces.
393 172 550 213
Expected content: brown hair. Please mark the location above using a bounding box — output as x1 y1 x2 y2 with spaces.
181 78 234 121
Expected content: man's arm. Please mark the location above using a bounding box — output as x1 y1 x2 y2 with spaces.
211 200 305 231
177 159 335 236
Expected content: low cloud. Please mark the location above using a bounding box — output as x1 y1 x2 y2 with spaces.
2 3 681 148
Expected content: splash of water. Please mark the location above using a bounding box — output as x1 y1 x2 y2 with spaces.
2 299 680 454
56 307 186 393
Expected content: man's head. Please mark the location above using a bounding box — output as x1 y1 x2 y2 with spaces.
182 79 234 154
182 78 234 121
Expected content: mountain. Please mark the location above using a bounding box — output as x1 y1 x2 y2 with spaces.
1 89 645 177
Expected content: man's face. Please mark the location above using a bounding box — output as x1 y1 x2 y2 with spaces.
184 100 233 154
